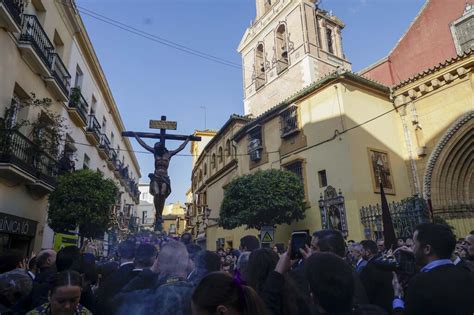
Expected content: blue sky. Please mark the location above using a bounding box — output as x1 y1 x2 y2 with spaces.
77 0 425 204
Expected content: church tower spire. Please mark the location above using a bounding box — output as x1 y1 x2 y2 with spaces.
238 0 351 116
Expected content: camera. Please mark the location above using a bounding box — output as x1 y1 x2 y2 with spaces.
372 250 416 275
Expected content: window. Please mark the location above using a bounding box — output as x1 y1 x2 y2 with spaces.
255 44 266 90
326 28 334 54
90 95 97 115
218 146 223 163
83 154 90 169
53 29 64 59
211 153 216 168
225 140 231 156
318 170 328 188
74 65 83 88
199 169 203 182
247 125 263 162
110 132 114 146
276 24 289 73
142 211 147 224
285 161 303 185
101 117 107 134
204 163 207 176
280 105 299 137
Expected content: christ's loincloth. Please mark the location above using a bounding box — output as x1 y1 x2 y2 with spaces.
148 173 171 197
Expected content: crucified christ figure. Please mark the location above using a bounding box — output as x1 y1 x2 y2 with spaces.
133 134 192 230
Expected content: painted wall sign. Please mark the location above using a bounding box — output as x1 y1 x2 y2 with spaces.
0 212 38 237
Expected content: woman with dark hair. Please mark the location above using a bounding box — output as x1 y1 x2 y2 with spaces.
192 272 269 315
247 248 309 315
27 270 91 315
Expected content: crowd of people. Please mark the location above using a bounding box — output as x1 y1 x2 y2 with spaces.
0 224 473 314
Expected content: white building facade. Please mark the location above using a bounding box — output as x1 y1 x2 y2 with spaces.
0 0 140 255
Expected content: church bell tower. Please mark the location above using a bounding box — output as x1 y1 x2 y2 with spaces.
238 0 351 116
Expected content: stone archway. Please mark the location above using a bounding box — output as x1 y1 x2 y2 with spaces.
423 111 473 232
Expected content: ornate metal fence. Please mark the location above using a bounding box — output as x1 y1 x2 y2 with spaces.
360 196 430 240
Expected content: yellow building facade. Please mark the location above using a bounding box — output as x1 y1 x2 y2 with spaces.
392 52 474 236
189 0 473 250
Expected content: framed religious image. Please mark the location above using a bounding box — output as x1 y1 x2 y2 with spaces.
367 148 396 195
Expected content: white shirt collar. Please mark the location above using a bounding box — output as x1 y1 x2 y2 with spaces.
453 256 462 265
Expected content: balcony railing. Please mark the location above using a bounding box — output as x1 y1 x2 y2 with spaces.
0 128 58 187
50 53 71 96
108 147 117 162
19 14 54 68
0 128 37 175
99 133 111 156
36 150 58 186
86 114 101 141
69 88 89 124
1 0 25 26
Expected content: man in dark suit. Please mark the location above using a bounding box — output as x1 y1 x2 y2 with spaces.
298 229 368 306
350 243 368 274
392 224 474 315
97 240 137 314
359 239 393 313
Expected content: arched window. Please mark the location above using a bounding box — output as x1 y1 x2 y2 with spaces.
276 24 289 74
255 43 266 90
211 153 216 168
225 139 231 156
218 146 223 163
326 28 334 54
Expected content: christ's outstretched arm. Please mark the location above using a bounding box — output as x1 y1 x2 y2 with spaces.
134 134 154 153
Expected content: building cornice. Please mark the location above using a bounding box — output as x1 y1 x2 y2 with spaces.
192 115 251 173
233 71 390 141
393 50 473 106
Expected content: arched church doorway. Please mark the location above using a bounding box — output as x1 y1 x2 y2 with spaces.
424 111 474 236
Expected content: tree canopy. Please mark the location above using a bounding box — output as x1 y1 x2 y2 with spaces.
48 169 118 238
219 169 306 230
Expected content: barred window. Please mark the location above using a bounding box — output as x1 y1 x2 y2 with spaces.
285 160 303 184
280 105 299 137
247 125 263 162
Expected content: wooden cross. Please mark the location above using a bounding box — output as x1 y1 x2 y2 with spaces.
121 116 201 145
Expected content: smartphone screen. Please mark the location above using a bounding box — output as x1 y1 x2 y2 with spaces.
291 231 309 260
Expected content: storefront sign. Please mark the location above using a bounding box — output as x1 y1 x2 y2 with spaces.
0 212 38 237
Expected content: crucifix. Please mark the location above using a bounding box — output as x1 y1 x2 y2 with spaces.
122 116 201 231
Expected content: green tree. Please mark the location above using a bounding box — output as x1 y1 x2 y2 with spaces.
48 169 119 239
219 169 306 230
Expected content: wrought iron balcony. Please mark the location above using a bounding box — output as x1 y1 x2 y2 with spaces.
0 128 58 193
18 14 54 76
98 133 111 160
35 150 59 187
68 88 89 127
0 0 25 32
85 114 101 146
113 159 123 178
46 53 71 101
0 128 38 179
106 147 117 170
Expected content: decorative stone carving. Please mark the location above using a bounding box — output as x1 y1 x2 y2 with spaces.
423 111 474 199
